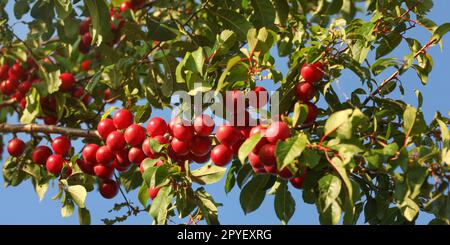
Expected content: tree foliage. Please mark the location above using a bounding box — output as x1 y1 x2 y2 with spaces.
0 0 450 225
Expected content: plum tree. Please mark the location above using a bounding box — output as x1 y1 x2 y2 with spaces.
0 0 449 226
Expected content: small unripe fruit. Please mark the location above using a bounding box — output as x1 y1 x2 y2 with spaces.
96 146 115 165
113 109 134 130
124 124 146 147
99 179 119 199
210 144 233 166
7 138 26 157
193 115 215 137
97 118 116 139
265 121 291 144
31 146 52 165
301 62 324 84
106 131 126 152
46 154 65 175
295 82 316 102
51 136 71 155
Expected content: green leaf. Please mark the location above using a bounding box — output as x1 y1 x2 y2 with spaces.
273 0 289 25
83 0 112 45
238 133 263 164
240 175 270 214
85 69 102 93
274 181 295 224
78 208 91 225
149 186 173 225
32 178 48 202
146 17 177 41
138 184 149 208
371 58 398 75
61 198 75 218
14 0 29 19
318 174 342 212
250 0 275 29
101 106 117 120
437 119 450 164
191 47 205 76
324 109 353 139
209 9 252 41
190 164 226 185
67 185 87 208
403 105 427 137
431 23 450 43
195 188 220 225
20 88 41 124
276 133 308 170
330 157 353 204
376 31 402 59
319 200 342 225
225 160 239 193
55 0 73 19
216 56 242 92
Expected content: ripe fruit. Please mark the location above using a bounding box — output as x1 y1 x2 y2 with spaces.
194 114 215 137
210 144 233 166
31 146 52 165
112 159 129 172
0 64 9 80
8 63 24 81
97 118 116 139
248 151 265 172
295 82 316 102
128 147 146 165
115 149 132 167
265 122 291 144
249 125 268 153
172 123 194 140
301 62 324 84
1 80 18 95
113 109 134 130
43 116 57 125
120 1 132 12
46 154 65 175
148 186 160 199
80 60 92 71
258 144 277 167
216 125 240 147
106 131 126 152
168 117 183 136
250 86 268 108
146 117 168 137
191 153 210 164
59 73 76 92
141 138 155 158
81 32 92 47
170 138 190 156
18 80 31 94
125 124 146 147
290 170 308 189
278 167 294 179
77 159 95 175
99 179 119 199
227 90 247 114
264 164 277 174
51 136 71 155
94 164 114 179
79 17 91 35
304 102 318 124
189 136 212 157
96 146 115 165
7 138 25 157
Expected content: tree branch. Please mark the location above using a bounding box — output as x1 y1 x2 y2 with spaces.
0 99 16 108
0 123 101 140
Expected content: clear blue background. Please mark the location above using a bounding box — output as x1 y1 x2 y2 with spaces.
1 1 449 225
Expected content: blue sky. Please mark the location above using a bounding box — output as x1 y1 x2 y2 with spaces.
1 1 449 225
